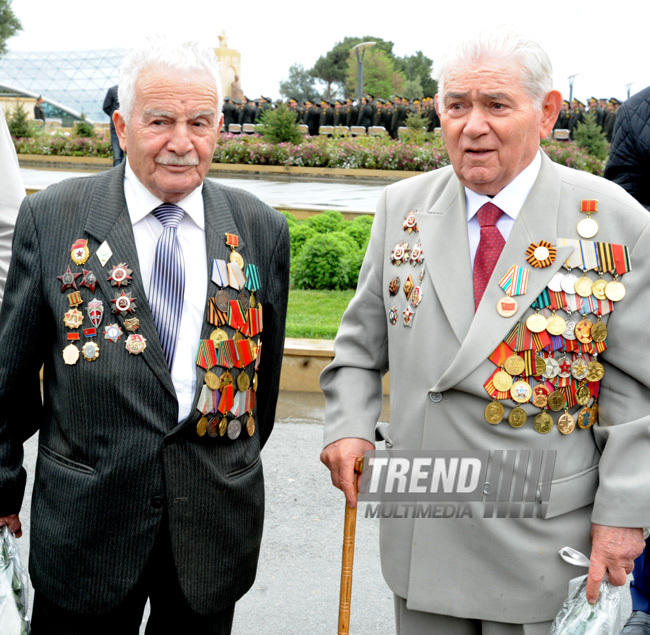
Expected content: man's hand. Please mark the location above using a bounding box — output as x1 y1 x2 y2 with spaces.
587 523 645 603
0 514 22 538
320 438 374 508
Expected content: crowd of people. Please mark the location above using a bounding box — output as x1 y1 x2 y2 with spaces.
552 95 621 141
221 94 440 139
223 92 624 143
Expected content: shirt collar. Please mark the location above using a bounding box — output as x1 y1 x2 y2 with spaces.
124 159 205 230
465 150 542 224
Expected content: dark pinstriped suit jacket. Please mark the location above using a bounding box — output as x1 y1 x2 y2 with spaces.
0 162 290 614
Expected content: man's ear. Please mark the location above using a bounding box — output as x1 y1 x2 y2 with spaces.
114 110 127 152
539 90 563 139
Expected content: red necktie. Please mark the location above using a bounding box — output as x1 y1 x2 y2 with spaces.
473 202 505 310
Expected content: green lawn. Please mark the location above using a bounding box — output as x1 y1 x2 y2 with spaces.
285 289 355 339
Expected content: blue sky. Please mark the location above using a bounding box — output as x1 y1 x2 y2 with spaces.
7 0 648 103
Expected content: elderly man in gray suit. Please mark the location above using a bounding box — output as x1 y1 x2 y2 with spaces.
0 37 289 633
321 27 650 633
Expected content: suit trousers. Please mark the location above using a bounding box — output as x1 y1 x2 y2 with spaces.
394 596 553 635
31 516 235 635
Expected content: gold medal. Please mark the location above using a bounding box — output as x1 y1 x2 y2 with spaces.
534 356 547 377
577 406 597 429
492 369 514 392
574 319 593 344
229 250 244 269
496 296 519 318
586 361 605 382
508 406 527 428
209 328 228 343
547 390 566 411
534 411 554 434
576 384 591 406
204 370 220 390
531 383 551 408
557 411 575 434
237 371 251 391
246 414 256 436
252 372 258 391
591 278 607 300
574 275 593 298
546 313 567 336
526 312 547 333
197 416 208 437
219 417 228 436
605 279 626 302
510 380 532 404
219 371 234 389
81 341 100 362
484 400 505 424
591 319 608 343
504 354 525 377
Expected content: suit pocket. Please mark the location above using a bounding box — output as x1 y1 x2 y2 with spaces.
39 445 95 475
227 454 261 479
543 463 598 519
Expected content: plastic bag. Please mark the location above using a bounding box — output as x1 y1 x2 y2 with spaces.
548 546 620 635
0 526 30 634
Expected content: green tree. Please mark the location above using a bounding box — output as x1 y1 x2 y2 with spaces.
278 64 320 103
258 104 303 144
311 36 396 99
0 0 21 56
394 51 437 98
573 111 609 161
6 101 35 137
345 47 405 99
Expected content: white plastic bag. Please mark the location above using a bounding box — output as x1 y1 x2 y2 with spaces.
548 546 620 635
0 526 30 634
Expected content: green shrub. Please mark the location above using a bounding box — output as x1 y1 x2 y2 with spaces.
6 101 36 138
258 104 303 144
345 215 374 249
573 111 609 161
73 116 96 138
281 211 298 226
304 209 346 234
330 230 365 287
293 233 352 290
289 223 316 260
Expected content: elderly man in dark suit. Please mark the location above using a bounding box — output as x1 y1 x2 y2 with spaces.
0 36 289 634
321 26 649 633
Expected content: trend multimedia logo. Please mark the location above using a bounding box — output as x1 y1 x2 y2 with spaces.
359 450 556 519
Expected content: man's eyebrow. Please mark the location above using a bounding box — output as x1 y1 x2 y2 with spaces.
443 91 512 102
143 108 173 118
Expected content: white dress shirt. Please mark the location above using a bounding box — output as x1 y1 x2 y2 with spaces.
0 109 26 304
466 150 542 269
124 160 207 422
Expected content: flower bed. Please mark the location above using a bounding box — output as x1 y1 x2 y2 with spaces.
12 130 606 176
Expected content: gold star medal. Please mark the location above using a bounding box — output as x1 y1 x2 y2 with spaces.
70 239 90 265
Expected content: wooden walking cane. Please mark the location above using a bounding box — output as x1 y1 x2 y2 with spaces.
338 456 365 635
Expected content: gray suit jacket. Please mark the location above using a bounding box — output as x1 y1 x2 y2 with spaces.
321 152 650 623
0 163 290 614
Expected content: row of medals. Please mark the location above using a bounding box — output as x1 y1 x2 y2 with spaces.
60 242 146 365
486 205 624 435
387 211 425 326
196 243 259 441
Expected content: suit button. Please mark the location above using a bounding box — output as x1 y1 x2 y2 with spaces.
151 495 165 509
429 392 443 403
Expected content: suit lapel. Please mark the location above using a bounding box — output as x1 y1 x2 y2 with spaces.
188 182 247 410
82 165 176 399
432 154 574 392
416 175 475 344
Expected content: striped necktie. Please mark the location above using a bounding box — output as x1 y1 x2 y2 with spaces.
473 202 505 310
149 203 185 369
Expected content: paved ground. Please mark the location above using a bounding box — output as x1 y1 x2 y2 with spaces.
14 391 633 633
19 168 385 213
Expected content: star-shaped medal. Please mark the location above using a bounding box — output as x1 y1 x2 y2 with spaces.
80 269 98 293
107 263 133 288
111 290 137 316
57 266 82 292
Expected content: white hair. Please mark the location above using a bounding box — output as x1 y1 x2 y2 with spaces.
118 36 223 124
434 26 553 111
